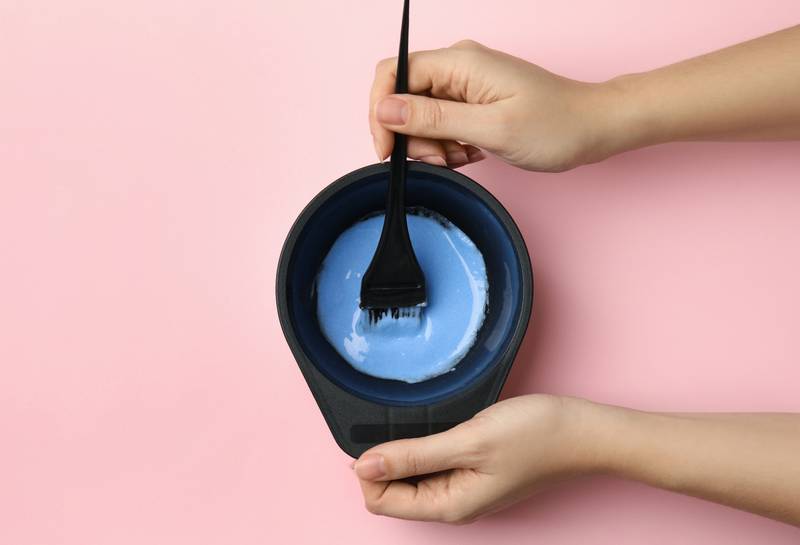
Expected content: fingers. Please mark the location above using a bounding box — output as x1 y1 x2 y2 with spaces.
369 49 441 162
370 45 497 161
353 424 480 482
406 137 486 168
369 48 459 158
464 144 487 164
358 478 443 522
440 139 469 167
353 421 493 523
406 137 447 166
374 94 500 154
358 469 487 523
441 141 486 167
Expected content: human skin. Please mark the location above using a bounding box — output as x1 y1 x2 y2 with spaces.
369 26 800 172
356 25 800 525
354 396 800 526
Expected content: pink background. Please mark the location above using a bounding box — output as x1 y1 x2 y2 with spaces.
1 0 800 543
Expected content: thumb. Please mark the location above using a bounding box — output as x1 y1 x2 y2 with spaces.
353 424 479 482
375 94 499 150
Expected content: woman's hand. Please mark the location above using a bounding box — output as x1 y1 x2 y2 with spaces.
369 40 626 172
353 395 600 524
353 394 800 526
370 27 800 172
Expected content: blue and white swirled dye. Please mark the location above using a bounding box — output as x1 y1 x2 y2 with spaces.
316 209 488 383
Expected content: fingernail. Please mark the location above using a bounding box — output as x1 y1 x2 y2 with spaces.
419 155 447 167
377 97 408 125
373 139 384 162
446 151 469 165
466 148 486 162
354 454 386 480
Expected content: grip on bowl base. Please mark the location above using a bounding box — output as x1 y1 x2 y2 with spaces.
293 348 516 457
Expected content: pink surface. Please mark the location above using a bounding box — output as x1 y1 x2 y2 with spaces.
1 0 799 543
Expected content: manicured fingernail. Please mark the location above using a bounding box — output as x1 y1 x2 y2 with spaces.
466 148 486 162
373 139 384 162
377 97 408 125
419 155 447 167
446 151 469 165
354 454 386 480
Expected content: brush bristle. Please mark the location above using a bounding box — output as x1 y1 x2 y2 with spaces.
367 306 422 325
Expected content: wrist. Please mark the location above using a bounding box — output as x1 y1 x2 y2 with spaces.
572 400 685 485
547 396 623 476
559 397 649 477
590 73 659 159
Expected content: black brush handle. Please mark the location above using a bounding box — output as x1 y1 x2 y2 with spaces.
395 0 409 95
384 0 410 253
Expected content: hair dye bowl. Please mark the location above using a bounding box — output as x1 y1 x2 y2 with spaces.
276 162 532 457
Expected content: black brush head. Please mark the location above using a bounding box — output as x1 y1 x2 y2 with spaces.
359 237 426 312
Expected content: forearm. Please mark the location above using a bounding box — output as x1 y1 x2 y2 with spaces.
579 400 800 525
603 25 800 155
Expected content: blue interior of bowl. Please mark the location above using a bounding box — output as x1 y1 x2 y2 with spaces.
285 166 525 406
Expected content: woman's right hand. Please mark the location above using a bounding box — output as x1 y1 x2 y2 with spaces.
369 39 631 172
353 395 598 524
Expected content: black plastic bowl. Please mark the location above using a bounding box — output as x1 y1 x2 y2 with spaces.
276 162 532 456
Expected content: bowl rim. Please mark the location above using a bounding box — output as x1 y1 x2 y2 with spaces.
276 161 533 406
